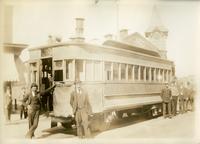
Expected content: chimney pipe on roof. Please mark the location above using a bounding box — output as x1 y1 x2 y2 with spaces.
104 34 113 40
119 29 128 40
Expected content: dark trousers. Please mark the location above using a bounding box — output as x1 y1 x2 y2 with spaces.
183 99 188 112
163 102 171 118
25 109 40 138
172 96 178 116
179 98 184 114
187 98 194 111
75 109 91 138
20 105 27 119
5 107 12 121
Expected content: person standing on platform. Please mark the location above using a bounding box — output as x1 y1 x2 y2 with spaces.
4 86 12 122
183 84 189 113
178 85 184 114
19 87 28 119
70 81 92 138
171 82 179 116
23 83 56 139
161 84 172 118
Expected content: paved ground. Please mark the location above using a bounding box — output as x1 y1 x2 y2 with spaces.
1 111 199 144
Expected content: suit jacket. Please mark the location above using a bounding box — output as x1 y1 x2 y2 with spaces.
161 88 172 103
70 89 92 115
23 85 55 111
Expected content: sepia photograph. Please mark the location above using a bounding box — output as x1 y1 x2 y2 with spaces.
0 0 200 144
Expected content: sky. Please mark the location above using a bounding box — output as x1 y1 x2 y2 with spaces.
5 0 200 77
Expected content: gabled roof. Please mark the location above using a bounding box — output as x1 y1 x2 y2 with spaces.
122 32 160 51
103 39 161 58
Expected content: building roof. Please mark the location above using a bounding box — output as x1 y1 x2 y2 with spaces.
103 39 161 57
146 5 168 33
3 43 28 82
4 42 28 56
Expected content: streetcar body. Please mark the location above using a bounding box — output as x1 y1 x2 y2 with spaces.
28 34 175 130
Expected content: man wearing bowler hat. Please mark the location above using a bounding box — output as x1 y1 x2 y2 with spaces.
70 80 92 138
23 83 56 139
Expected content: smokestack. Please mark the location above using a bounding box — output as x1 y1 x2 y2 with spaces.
70 18 85 42
104 34 113 40
119 29 128 40
75 18 84 37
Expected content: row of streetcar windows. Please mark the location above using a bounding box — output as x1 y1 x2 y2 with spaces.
30 59 173 83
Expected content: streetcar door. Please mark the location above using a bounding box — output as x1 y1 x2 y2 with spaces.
40 57 53 111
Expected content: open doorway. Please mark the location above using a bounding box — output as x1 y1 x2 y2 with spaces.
41 58 53 112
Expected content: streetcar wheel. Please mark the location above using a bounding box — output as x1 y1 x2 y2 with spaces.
51 121 57 128
61 122 72 129
117 111 123 119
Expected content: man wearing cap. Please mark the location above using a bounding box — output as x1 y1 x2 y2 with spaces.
70 81 92 138
161 84 172 118
23 83 56 139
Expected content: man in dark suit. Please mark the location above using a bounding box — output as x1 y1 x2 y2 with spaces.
70 81 92 138
161 84 172 118
23 83 56 139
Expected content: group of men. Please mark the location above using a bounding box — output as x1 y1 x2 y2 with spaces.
161 81 195 118
11 81 92 139
5 79 195 139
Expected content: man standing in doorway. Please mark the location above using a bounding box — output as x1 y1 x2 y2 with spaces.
70 81 92 138
161 84 172 118
23 83 56 139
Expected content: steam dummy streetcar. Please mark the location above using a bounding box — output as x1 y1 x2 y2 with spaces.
28 18 175 131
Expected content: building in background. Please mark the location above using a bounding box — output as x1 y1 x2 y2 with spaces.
3 5 28 113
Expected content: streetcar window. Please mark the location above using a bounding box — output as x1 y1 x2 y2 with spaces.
121 64 126 80
160 69 163 82
140 66 145 80
164 70 167 82
30 62 37 70
54 70 63 81
151 68 155 81
94 61 102 81
54 60 63 68
128 65 133 80
134 65 139 80
75 60 84 81
85 60 94 81
156 68 159 81
66 60 73 80
31 71 37 83
113 63 119 80
105 62 111 80
146 67 149 81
